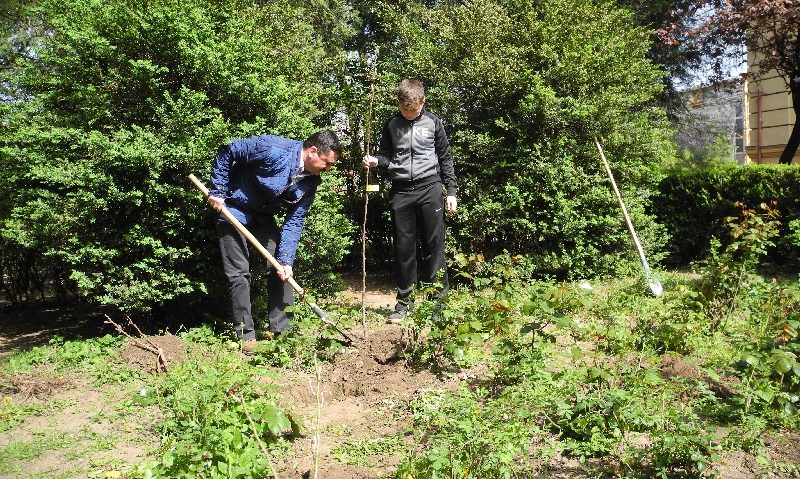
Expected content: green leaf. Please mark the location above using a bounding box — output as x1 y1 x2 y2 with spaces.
264 405 291 436
570 347 584 361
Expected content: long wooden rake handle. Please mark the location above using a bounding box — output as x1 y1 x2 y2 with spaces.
187 174 354 344
594 139 662 297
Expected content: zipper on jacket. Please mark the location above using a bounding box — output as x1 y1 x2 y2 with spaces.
409 119 415 184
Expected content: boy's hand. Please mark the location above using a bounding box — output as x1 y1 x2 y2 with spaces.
446 196 457 214
363 155 378 169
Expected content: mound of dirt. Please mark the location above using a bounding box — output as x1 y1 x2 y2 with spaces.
659 354 739 399
326 325 439 398
274 321 467 479
120 334 187 372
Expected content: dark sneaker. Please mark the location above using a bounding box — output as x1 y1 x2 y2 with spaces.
387 310 408 324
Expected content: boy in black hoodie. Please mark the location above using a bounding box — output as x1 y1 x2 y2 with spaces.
363 79 457 322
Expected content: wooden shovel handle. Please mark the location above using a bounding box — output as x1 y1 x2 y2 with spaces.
187 174 305 296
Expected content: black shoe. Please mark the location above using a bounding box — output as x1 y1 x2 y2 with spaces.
387 309 408 324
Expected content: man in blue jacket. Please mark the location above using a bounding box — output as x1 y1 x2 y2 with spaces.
207 130 341 352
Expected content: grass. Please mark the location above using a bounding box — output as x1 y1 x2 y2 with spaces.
331 435 405 466
0 431 71 472
2 257 800 478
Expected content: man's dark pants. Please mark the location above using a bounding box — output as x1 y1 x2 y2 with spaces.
389 181 449 311
216 216 293 340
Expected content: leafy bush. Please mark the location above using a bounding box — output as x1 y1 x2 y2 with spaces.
143 346 298 479
655 163 800 265
695 202 780 327
0 0 349 314
295 171 356 293
397 387 542 479
373 0 674 280
733 285 800 422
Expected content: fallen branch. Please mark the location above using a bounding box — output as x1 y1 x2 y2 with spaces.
104 314 168 372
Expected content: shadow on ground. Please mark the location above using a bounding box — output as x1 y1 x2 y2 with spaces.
0 301 114 357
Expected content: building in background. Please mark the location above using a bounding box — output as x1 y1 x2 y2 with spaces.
675 82 747 164
745 49 800 164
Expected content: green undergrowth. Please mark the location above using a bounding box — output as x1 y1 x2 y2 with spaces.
135 341 299 478
394 204 800 478
2 205 799 478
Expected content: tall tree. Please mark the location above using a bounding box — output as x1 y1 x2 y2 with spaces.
660 0 800 164
617 0 710 119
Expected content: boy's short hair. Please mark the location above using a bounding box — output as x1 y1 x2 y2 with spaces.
397 79 425 107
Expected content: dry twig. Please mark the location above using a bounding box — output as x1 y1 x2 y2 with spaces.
309 353 325 479
103 314 168 372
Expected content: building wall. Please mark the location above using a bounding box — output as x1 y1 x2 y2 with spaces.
676 84 746 163
745 51 799 163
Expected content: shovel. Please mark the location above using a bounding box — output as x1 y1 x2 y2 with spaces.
188 174 355 345
594 139 663 297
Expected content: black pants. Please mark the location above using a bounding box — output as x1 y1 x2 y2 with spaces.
389 181 449 310
216 216 293 339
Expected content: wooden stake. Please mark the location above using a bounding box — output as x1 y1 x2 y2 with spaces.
361 64 378 337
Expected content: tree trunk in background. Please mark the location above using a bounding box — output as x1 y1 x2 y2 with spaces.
779 76 800 164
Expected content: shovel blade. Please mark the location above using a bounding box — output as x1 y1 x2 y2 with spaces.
308 301 355 345
648 280 663 297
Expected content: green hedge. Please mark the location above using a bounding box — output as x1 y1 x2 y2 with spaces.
654 163 800 265
373 0 675 280
0 0 351 313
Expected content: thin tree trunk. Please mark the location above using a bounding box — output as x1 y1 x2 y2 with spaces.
779 76 800 164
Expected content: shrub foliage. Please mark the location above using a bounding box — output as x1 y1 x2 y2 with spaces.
0 0 352 312
655 164 800 265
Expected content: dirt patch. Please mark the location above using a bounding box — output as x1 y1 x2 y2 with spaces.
659 353 739 399
711 450 760 479
326 326 443 399
273 316 464 478
120 334 187 372
764 431 800 465
0 376 155 479
340 271 397 312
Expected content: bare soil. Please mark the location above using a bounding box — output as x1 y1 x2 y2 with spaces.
0 368 156 479
659 353 740 399
120 334 188 373
2 275 800 478
260 273 465 477
272 323 461 479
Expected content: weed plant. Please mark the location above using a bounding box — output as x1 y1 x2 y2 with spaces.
331 435 405 467
137 334 298 479
2 334 131 382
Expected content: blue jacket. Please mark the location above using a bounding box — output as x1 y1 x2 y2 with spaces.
209 134 321 266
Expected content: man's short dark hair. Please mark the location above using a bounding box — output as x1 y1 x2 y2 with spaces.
304 130 341 156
